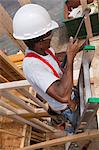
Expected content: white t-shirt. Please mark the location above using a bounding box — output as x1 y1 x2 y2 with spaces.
23 47 67 111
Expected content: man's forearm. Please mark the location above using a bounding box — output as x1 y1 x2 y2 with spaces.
60 57 73 98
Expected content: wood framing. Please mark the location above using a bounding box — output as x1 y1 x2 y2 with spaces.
0 108 50 133
20 124 28 148
0 50 25 80
19 130 99 150
0 80 30 90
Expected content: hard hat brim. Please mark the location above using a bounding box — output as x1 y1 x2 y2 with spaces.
50 20 59 31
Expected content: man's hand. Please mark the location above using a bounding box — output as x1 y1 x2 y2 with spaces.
66 37 87 61
67 37 79 60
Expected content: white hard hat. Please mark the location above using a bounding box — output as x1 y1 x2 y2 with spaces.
13 4 59 40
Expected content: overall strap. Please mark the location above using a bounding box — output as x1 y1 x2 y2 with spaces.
46 49 64 73
45 49 61 67
25 51 60 78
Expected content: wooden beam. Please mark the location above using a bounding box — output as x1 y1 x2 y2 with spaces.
20 124 28 148
0 80 30 90
0 80 48 111
16 89 48 111
0 75 8 83
0 77 94 93
0 106 49 133
18 0 31 6
31 118 56 133
1 91 35 113
0 78 38 108
31 134 45 142
6 110 49 119
80 0 93 38
0 50 25 79
19 130 99 150
31 131 46 139
18 95 39 107
0 99 55 133
11 115 49 133
0 4 26 53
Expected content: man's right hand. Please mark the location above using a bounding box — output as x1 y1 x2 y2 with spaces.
66 37 87 61
66 37 79 61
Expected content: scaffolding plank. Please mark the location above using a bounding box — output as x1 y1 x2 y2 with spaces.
19 130 99 150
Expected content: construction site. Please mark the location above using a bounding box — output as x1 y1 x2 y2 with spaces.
0 0 99 150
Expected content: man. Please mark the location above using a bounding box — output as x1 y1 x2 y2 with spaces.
13 4 84 134
64 0 94 19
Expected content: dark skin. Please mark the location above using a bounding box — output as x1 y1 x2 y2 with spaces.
64 0 94 19
31 34 85 111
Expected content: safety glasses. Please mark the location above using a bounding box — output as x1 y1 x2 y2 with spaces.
40 31 53 41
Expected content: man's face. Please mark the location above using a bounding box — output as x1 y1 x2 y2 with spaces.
40 31 53 50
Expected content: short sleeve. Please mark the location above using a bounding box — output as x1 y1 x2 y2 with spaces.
29 63 59 93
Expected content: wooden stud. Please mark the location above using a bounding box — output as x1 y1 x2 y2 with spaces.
26 126 32 146
20 124 28 148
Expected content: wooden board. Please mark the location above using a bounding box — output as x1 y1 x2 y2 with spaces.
19 130 99 150
0 4 26 53
0 50 25 82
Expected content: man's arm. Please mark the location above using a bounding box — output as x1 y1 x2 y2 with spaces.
47 38 83 111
